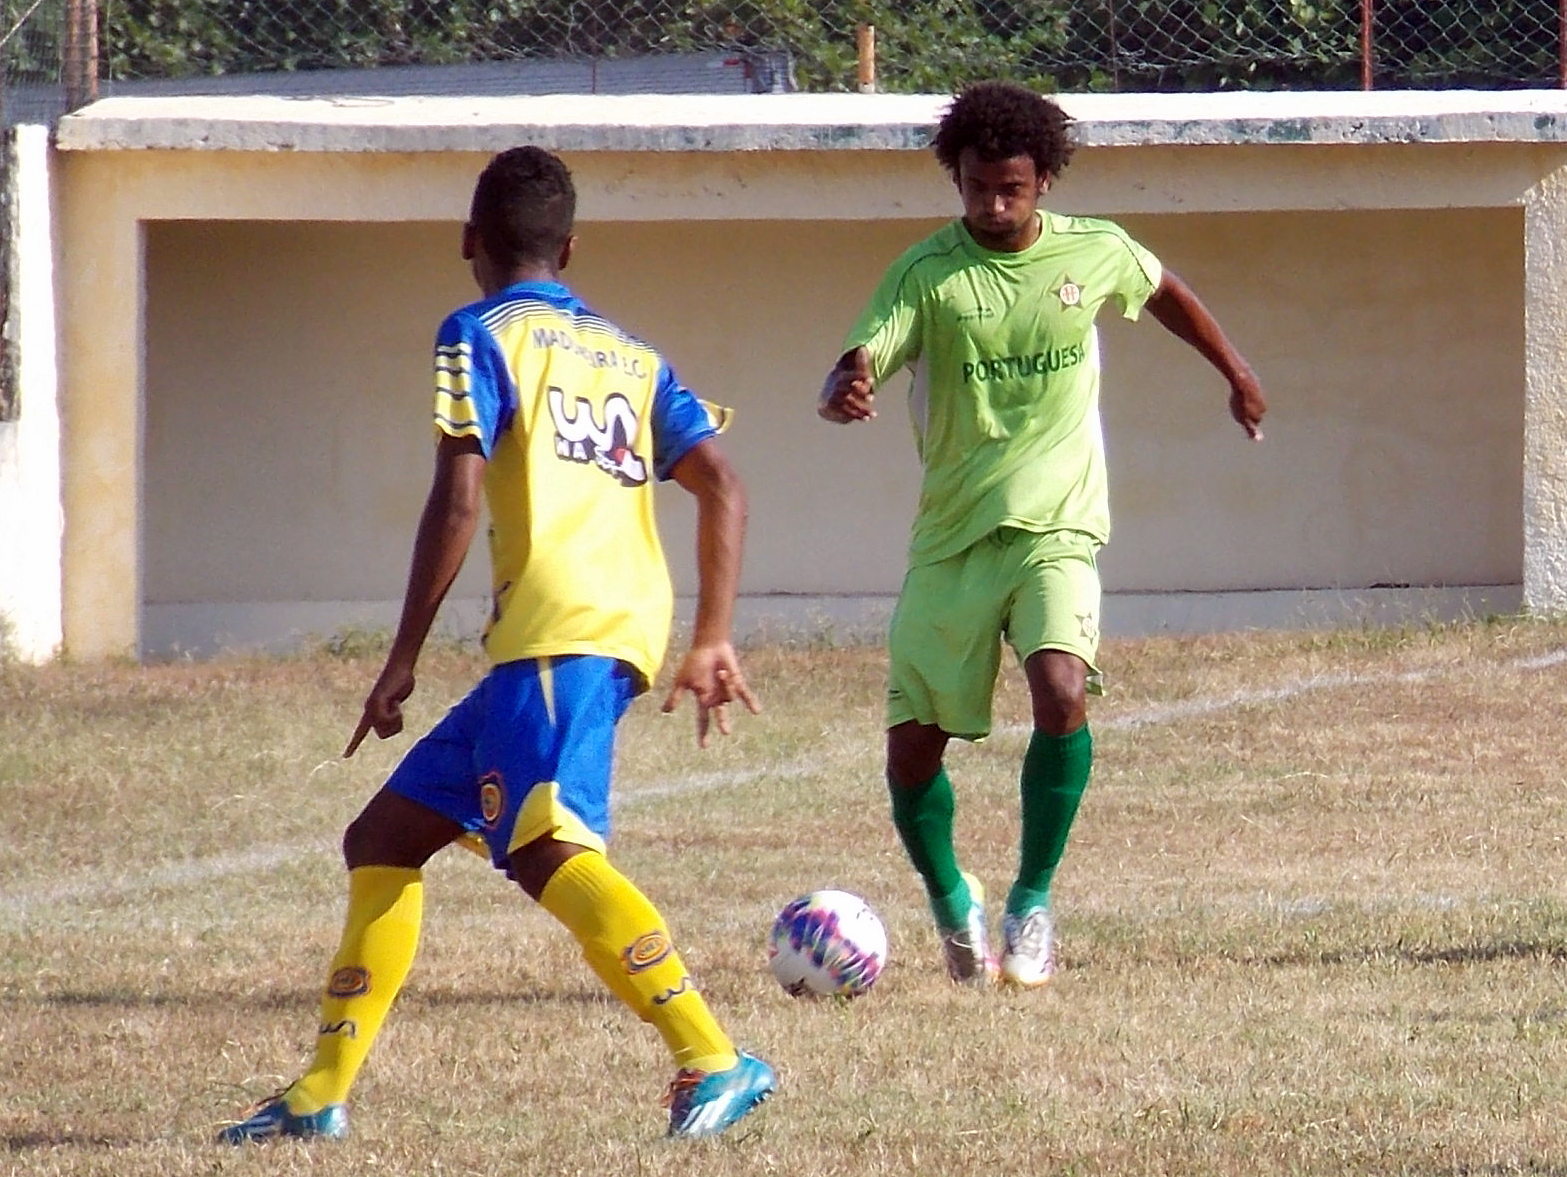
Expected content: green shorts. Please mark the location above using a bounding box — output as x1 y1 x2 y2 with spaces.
886 527 1102 740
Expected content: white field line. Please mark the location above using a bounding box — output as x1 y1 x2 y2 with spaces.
5 647 1564 926
0 762 818 925
998 646 1567 737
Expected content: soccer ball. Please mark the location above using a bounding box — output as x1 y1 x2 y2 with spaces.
767 889 887 998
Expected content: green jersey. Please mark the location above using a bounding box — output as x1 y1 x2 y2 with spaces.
845 210 1161 566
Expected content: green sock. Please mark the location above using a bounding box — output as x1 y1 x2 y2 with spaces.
888 767 971 929
1008 726 1092 917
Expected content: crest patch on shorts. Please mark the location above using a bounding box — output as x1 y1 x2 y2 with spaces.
479 773 506 828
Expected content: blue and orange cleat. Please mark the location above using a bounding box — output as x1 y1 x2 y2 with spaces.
664 1051 776 1138
216 1091 349 1144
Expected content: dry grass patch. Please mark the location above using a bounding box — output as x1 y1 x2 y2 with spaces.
2 618 1565 1176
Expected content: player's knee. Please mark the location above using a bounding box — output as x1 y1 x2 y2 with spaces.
509 835 590 900
341 801 449 870
1032 696 1086 735
887 754 940 790
886 723 946 788
1026 652 1088 733
1029 675 1087 734
342 812 400 868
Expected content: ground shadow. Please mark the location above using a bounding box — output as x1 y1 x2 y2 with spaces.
3 1131 144 1151
2 984 620 1013
1253 939 1567 969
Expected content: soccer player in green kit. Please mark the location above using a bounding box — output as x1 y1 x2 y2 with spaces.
819 81 1267 988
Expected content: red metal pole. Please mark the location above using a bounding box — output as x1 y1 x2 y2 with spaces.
856 23 876 93
64 0 99 108
1106 0 1120 93
1559 0 1566 87
1360 0 1374 90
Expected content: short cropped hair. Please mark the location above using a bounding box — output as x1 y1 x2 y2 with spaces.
931 81 1076 182
469 146 577 268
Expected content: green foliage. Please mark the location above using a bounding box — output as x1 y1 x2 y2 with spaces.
1374 0 1559 88
63 0 1567 92
1 0 68 84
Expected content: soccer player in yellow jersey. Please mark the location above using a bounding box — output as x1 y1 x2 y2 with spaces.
220 146 774 1142
818 82 1267 988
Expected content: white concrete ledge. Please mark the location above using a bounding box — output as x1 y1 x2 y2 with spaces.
54 89 1567 154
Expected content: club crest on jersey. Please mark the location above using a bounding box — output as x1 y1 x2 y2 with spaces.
548 386 648 486
1056 277 1084 308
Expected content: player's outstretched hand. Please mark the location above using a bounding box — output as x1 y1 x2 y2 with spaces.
818 346 877 424
1230 369 1267 441
662 642 762 749
344 661 416 757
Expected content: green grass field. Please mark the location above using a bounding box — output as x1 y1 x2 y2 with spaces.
3 618 1565 1176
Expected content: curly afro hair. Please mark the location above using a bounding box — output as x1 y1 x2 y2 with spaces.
469 145 577 268
931 81 1076 182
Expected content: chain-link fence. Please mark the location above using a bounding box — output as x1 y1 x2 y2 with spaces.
1376 1 1562 89
1 0 94 124
2 1 1566 121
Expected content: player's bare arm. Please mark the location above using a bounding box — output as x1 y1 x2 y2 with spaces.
345 434 486 757
661 437 761 747
818 345 878 424
1145 270 1267 440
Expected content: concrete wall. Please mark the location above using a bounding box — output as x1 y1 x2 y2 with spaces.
142 206 1523 625
0 127 62 662
22 91 1567 659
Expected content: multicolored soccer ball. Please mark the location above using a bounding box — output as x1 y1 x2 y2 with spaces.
767 889 887 998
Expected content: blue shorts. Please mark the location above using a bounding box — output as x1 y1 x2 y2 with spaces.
384 655 638 873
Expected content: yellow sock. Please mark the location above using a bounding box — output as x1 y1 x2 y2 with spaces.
538 850 738 1074
287 866 423 1113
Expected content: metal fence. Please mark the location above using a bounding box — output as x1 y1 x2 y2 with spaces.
2 1 1566 119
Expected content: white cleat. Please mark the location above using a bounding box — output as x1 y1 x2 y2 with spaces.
938 872 997 985
1000 907 1056 988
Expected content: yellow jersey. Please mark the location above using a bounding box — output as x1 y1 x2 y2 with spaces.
432 279 722 688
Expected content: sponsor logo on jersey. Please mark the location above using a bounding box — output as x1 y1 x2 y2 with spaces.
327 967 371 998
548 386 649 486
961 342 1088 384
955 304 996 323
622 930 673 973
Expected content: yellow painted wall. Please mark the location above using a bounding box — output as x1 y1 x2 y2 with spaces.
1103 206 1524 591
142 205 1522 611
41 101 1565 658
